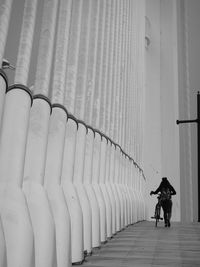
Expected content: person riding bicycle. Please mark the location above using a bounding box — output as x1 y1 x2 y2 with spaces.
150 177 176 227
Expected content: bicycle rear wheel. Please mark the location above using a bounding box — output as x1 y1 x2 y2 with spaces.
155 206 160 227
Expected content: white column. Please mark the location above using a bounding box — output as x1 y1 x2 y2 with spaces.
105 140 116 234
0 0 13 64
109 143 121 232
34 0 58 96
0 0 38 265
83 127 100 248
113 0 123 144
122 154 128 226
51 0 72 104
119 150 126 228
114 145 123 230
44 105 71 267
112 144 122 232
105 0 116 139
92 131 106 243
91 0 106 129
0 86 33 267
0 0 11 129
120 0 129 150
73 121 92 255
0 70 7 130
61 117 84 264
64 0 83 114
131 161 137 223
14 0 38 85
100 1 111 134
83 0 98 124
74 0 92 120
99 136 112 238
109 0 119 141
23 96 56 267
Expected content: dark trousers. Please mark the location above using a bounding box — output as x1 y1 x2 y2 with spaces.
161 199 172 223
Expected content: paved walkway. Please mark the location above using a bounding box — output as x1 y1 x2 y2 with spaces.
82 221 200 267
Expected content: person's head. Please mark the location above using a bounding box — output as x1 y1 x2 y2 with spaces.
161 177 170 187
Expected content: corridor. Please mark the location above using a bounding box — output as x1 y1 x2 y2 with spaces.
82 221 200 267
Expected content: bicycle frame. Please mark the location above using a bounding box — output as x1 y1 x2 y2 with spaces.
152 194 163 227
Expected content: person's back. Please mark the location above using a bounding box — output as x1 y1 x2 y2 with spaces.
150 177 176 227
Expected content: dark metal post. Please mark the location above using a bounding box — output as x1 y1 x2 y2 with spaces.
197 92 200 221
176 91 200 222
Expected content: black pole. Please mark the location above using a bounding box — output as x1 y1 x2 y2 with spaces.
177 91 200 222
197 92 200 222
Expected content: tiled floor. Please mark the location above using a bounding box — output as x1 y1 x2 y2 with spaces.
81 221 200 267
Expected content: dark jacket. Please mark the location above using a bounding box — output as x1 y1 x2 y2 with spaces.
152 179 176 196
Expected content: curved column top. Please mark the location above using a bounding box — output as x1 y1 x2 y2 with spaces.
0 69 8 90
67 113 78 129
7 83 33 106
33 93 52 113
52 103 68 118
77 119 88 134
87 125 95 137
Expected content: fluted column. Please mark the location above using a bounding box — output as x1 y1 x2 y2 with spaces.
43 2 73 266
0 0 38 266
105 0 116 139
61 117 84 263
64 0 83 114
110 0 120 141
120 0 129 150
73 121 92 255
44 105 71 267
22 1 59 266
0 0 13 130
83 127 101 248
74 0 91 119
51 0 72 104
100 1 111 134
91 0 106 129
113 0 123 144
99 136 112 238
33 0 58 96
83 0 99 124
0 0 13 65
92 131 107 243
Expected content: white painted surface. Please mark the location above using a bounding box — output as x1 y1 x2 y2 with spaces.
0 88 33 267
61 118 83 263
44 107 71 267
23 98 56 267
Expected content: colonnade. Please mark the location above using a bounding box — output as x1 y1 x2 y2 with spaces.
0 0 146 266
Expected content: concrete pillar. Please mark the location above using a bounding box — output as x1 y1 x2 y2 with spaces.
0 85 33 267
64 0 83 114
0 0 13 65
44 105 71 267
99 136 112 238
0 0 11 130
105 140 116 234
92 131 106 243
83 127 100 248
23 96 56 267
73 121 92 255
61 117 84 264
0 70 7 130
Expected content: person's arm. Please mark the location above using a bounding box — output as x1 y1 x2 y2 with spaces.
169 185 176 195
150 185 161 195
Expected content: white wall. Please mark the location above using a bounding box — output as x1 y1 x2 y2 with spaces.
177 0 200 222
144 0 180 221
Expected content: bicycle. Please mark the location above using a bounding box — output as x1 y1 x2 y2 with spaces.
151 193 163 227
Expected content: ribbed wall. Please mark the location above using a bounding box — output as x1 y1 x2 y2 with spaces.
0 1 146 266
